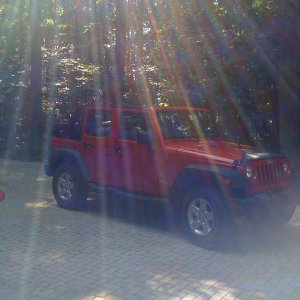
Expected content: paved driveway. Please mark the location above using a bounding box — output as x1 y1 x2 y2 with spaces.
1 159 300 300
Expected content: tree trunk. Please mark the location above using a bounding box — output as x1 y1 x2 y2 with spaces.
278 0 300 170
114 0 128 101
28 0 43 160
74 0 83 58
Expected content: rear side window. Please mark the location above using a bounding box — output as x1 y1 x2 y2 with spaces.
52 119 82 140
120 112 148 140
86 110 112 137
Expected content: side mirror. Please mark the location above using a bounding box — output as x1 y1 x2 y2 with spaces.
136 131 152 145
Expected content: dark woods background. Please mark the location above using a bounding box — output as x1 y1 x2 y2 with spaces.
0 0 299 161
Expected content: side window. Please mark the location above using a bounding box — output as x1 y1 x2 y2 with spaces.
86 110 112 137
120 112 148 140
52 110 84 140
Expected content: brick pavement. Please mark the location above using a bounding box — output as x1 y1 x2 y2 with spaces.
1 159 300 300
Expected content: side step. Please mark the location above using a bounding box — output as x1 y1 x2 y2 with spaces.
88 182 167 203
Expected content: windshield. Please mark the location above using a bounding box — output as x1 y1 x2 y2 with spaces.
156 109 220 140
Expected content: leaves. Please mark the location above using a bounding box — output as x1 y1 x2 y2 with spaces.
0 0 299 159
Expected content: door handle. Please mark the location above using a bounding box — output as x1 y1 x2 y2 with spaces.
83 141 94 149
113 145 123 153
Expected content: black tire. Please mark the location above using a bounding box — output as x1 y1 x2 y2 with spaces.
182 188 228 248
52 163 88 210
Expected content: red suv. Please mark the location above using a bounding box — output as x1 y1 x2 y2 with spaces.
45 106 296 247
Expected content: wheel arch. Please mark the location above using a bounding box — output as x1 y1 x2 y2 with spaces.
169 165 234 210
47 149 90 181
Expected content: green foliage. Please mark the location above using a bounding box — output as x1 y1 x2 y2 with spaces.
44 18 54 27
0 0 299 159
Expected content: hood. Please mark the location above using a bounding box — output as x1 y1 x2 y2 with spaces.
164 139 284 166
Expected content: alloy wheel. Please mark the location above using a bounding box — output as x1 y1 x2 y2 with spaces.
187 197 215 236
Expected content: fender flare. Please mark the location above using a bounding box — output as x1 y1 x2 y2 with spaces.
169 164 246 208
44 148 91 182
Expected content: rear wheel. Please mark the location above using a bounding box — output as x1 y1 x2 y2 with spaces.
182 188 228 248
53 163 88 210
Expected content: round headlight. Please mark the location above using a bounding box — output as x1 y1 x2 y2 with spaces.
246 166 252 179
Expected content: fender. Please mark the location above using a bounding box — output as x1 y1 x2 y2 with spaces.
44 148 91 182
185 164 247 189
169 164 247 206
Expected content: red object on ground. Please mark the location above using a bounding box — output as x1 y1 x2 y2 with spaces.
0 191 5 202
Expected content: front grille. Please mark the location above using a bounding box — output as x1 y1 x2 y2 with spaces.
255 162 284 187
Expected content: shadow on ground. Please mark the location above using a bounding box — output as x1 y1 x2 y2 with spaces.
86 191 177 232
81 190 300 255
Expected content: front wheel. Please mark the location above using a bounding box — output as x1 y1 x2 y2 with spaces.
53 163 88 210
182 189 228 248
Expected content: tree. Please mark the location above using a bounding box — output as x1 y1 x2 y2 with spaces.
0 0 299 159
27 0 43 159
277 0 300 165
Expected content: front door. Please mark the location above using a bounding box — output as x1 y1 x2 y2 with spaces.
110 111 161 195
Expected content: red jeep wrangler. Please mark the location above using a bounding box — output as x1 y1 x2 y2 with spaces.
45 106 296 246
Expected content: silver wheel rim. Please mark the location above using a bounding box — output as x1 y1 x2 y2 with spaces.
188 198 215 236
57 172 74 201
